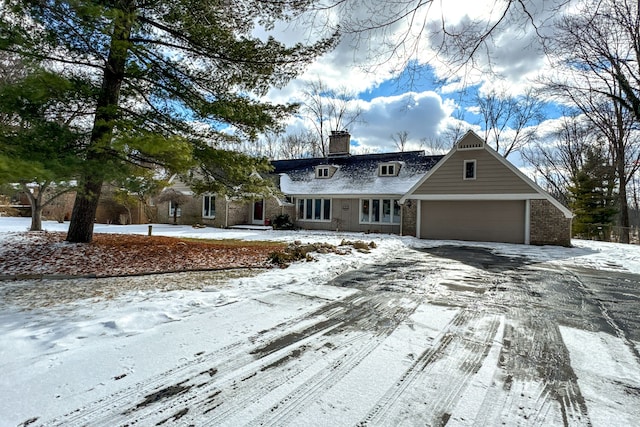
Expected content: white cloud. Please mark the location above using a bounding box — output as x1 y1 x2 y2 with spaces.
261 0 583 158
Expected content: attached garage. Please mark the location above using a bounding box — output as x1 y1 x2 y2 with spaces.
401 131 573 246
419 200 526 244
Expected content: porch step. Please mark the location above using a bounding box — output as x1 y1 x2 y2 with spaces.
229 224 273 231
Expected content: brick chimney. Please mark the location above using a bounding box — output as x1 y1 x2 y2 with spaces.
328 130 350 157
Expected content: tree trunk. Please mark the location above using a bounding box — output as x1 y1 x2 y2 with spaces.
66 178 103 243
21 182 44 231
619 187 630 244
30 204 43 231
614 104 631 244
65 2 134 243
617 149 630 243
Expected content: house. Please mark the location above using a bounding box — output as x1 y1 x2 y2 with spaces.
158 130 572 246
272 130 442 235
401 131 573 246
155 174 292 228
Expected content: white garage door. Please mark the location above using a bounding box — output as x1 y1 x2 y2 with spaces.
420 200 526 244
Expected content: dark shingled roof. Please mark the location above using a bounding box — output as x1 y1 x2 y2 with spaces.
272 151 445 196
271 151 442 174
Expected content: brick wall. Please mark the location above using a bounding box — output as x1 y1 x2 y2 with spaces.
529 199 572 247
218 200 249 227
264 198 287 224
156 197 201 225
401 200 418 236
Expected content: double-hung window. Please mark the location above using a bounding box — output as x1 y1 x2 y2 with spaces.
316 166 330 178
379 162 400 177
464 160 476 180
202 195 215 218
360 198 400 224
297 198 331 221
169 201 181 217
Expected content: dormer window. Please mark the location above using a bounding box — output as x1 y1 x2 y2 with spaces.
316 166 330 178
464 160 476 180
316 165 337 179
379 162 400 177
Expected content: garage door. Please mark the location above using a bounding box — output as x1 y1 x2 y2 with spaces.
420 200 526 244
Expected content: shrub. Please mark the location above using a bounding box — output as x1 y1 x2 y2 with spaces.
272 213 294 230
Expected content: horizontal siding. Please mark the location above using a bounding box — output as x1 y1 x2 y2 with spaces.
414 149 537 195
295 197 401 234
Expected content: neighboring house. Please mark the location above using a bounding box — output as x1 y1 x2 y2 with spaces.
159 130 573 246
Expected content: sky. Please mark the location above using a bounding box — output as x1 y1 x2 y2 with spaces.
259 0 570 160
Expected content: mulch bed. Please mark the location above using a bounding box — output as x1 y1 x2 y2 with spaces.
0 232 286 278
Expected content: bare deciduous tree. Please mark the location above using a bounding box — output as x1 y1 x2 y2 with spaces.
157 189 190 225
545 0 640 243
391 130 410 152
547 0 640 122
302 79 363 157
304 1 564 78
278 130 316 159
522 114 594 205
476 88 544 157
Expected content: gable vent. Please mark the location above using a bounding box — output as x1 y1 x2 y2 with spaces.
457 132 485 151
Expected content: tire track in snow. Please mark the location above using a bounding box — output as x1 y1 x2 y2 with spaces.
222 292 423 426
39 293 364 426
359 309 501 426
476 266 592 426
40 289 421 426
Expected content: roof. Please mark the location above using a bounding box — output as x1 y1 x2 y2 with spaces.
271 151 443 197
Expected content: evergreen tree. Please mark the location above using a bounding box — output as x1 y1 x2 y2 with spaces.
0 0 337 242
569 145 618 239
0 68 84 231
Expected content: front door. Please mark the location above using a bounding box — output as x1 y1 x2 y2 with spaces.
252 199 264 225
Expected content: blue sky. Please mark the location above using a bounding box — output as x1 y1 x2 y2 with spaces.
262 0 571 162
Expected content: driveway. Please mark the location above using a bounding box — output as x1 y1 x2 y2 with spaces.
6 244 640 426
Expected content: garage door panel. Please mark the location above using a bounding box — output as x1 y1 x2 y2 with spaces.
420 200 525 244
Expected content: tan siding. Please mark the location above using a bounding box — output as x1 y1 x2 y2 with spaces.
414 149 537 195
420 200 525 244
295 198 400 234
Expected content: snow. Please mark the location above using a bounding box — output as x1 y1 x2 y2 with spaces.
560 327 640 427
1 217 640 426
279 172 425 196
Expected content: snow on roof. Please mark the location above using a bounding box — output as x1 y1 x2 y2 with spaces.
272 151 443 196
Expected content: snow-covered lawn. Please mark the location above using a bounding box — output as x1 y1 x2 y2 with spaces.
1 217 639 426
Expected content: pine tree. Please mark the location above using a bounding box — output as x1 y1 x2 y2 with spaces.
1 0 337 242
0 67 84 231
569 145 618 240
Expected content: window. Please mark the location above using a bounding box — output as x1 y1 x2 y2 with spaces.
202 195 215 218
379 162 399 177
169 201 181 217
297 198 331 221
360 199 400 224
464 160 476 180
316 166 330 178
